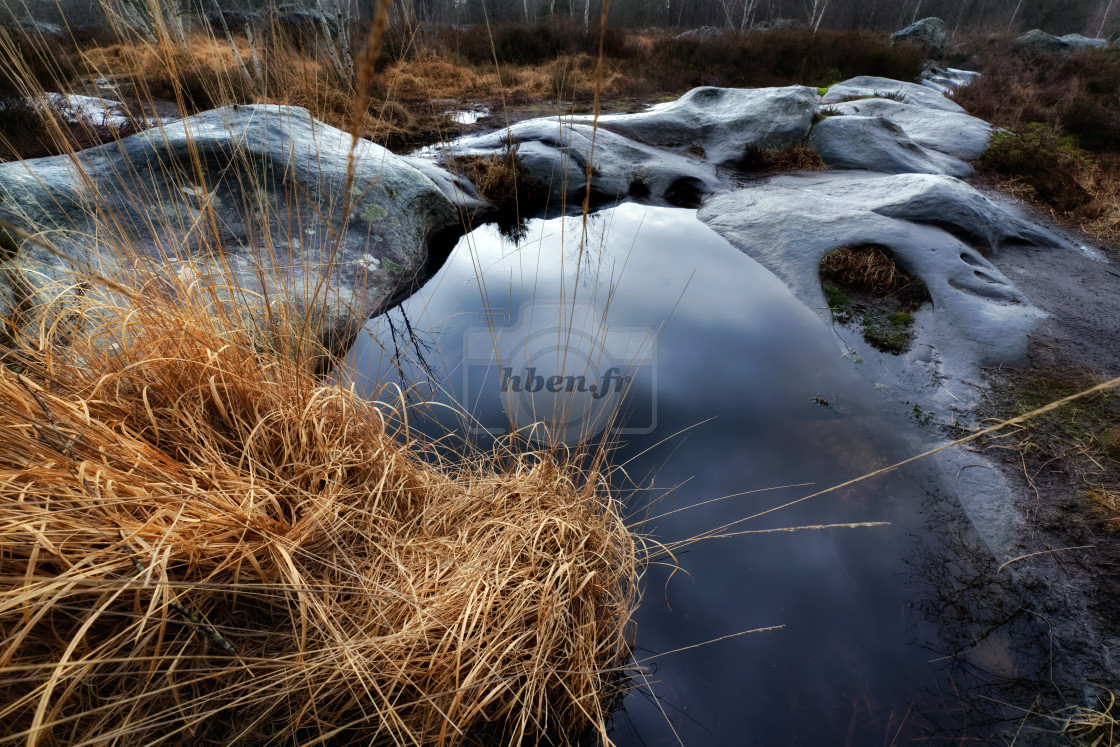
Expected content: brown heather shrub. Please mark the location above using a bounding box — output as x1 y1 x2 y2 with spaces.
952 43 1120 152
950 38 1120 244
642 28 925 91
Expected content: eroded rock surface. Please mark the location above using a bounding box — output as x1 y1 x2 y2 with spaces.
696 172 1066 366
438 117 723 210
433 86 819 209
822 75 967 113
891 16 947 58
829 97 990 159
1017 29 1110 54
589 86 819 165
808 115 972 176
674 26 722 40
1061 32 1109 50
0 105 463 353
917 64 981 94
1015 29 1071 54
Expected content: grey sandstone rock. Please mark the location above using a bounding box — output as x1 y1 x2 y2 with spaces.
1061 33 1108 50
0 105 463 354
829 97 990 160
891 17 947 59
426 86 819 212
822 75 967 113
918 63 981 94
439 118 722 210
1015 29 1070 54
808 115 972 176
590 86 820 165
696 171 1066 367
674 26 722 40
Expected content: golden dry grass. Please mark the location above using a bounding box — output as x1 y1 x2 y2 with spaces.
449 150 550 214
0 274 640 745
818 245 910 297
738 144 827 174
1059 689 1119 745
81 36 255 112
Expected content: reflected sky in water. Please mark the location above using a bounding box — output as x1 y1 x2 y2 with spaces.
341 203 1048 745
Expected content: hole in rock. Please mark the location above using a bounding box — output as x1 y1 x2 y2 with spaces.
819 244 933 355
663 176 707 208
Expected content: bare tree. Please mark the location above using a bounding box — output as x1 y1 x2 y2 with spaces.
741 0 759 31
1006 0 1024 30
804 0 830 31
98 0 190 45
1098 0 1116 36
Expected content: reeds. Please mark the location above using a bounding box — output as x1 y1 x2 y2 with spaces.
0 274 639 745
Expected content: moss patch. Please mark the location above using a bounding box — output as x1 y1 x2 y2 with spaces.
861 309 916 354
819 245 931 355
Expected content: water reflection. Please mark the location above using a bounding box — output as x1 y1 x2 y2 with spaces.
340 203 1056 745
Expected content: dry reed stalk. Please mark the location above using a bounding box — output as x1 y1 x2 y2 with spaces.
1059 689 1118 745
0 277 640 745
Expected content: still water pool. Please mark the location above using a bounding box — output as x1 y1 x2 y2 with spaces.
342 203 1050 745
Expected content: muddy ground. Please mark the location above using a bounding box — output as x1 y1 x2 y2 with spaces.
969 194 1120 703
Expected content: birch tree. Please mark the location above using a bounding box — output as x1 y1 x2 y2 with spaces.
1098 0 1116 37
98 0 189 45
804 0 830 31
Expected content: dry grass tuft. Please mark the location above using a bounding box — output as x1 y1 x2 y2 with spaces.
737 144 826 174
0 277 639 745
819 245 916 298
1059 689 1119 745
450 150 551 215
81 36 255 113
382 52 501 101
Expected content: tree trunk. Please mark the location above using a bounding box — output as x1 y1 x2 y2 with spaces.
1098 0 1116 37
1006 0 1024 31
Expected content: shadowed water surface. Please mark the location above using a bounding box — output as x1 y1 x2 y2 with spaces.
341 203 1053 745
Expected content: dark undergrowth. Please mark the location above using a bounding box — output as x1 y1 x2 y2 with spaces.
952 34 1120 243
437 23 926 92
0 21 927 159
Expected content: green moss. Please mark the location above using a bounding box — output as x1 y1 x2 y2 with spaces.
1005 372 1120 445
910 404 933 425
861 308 915 354
817 86 829 96
823 283 853 323
381 257 404 275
